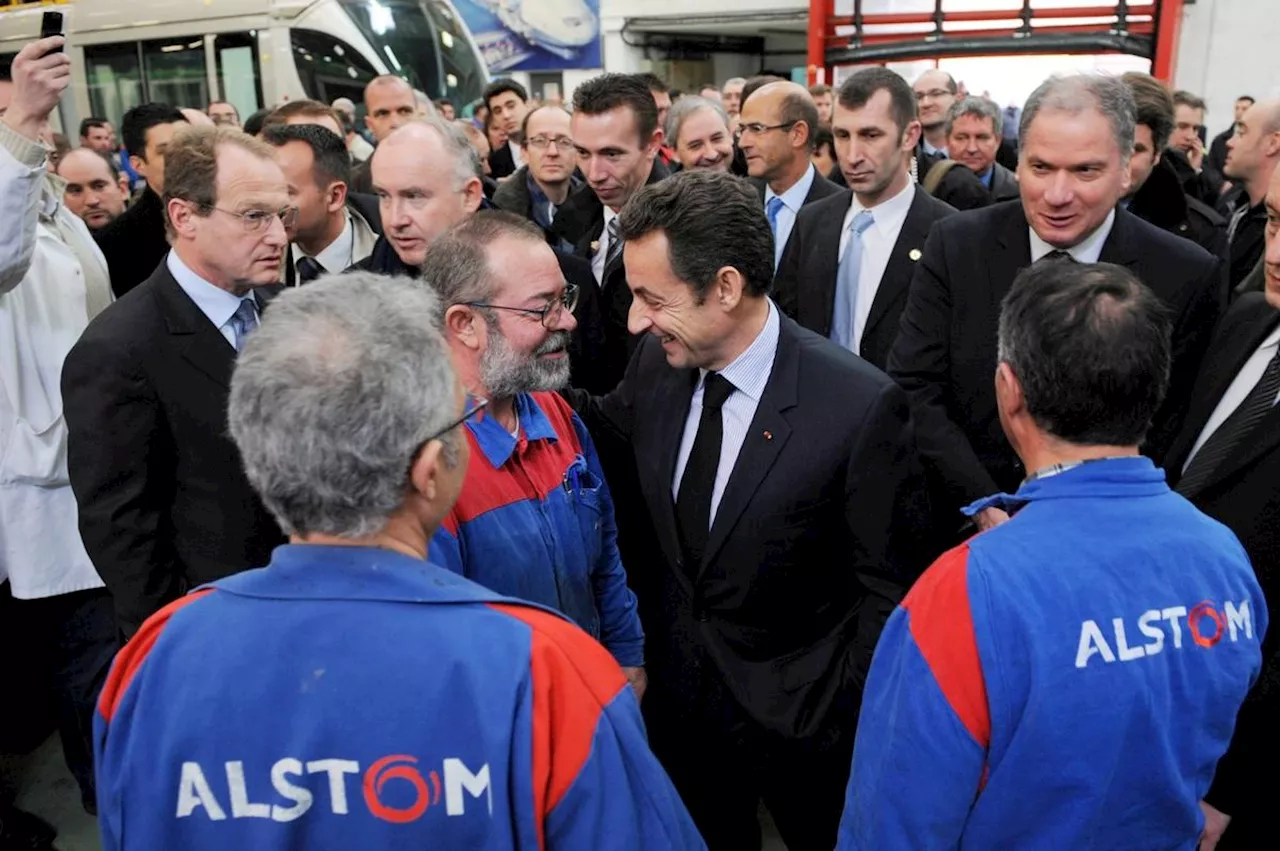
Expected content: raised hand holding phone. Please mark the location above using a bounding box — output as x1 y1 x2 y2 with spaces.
2 28 72 142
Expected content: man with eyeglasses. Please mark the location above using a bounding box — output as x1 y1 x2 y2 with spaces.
493 104 581 249
737 80 841 269
63 125 289 639
900 69 991 211
424 211 647 698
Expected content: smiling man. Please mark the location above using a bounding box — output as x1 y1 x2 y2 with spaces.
666 96 734 174
888 74 1224 539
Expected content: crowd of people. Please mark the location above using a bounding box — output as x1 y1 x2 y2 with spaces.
1 24 1277 851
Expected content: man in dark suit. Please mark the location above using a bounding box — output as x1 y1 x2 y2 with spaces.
550 73 671 391
738 80 841 267
775 68 955 372
1161 166 1280 851
484 78 529 180
889 74 1223 536
94 103 188 296
568 170 932 851
261 122 381 285
62 126 288 638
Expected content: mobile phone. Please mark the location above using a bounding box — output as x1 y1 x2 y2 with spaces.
40 11 64 52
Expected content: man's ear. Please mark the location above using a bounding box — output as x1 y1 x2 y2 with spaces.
445 303 483 351
712 265 745 312
408 437 445 502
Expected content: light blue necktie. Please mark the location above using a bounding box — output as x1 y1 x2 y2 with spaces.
830 210 875 352
228 297 259 353
766 196 785 243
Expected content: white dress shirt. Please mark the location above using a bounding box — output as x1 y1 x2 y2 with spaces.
1028 210 1115 263
672 301 781 526
511 142 526 170
591 205 619 287
1184 323 1280 470
838 181 916 354
765 163 817 269
168 251 258 350
294 210 354 276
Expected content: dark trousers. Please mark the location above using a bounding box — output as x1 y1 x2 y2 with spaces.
1 583 118 807
644 661 854 851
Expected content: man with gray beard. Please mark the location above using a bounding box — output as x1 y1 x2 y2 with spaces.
425 211 648 698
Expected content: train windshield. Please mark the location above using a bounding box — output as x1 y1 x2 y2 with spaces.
338 0 486 107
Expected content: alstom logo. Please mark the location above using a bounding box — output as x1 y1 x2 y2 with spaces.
176 755 493 823
1075 599 1255 668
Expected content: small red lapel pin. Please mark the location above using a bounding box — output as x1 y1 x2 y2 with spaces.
763 430 773 440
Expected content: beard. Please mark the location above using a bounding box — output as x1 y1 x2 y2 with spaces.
480 327 573 399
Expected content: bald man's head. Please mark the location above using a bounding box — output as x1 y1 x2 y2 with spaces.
1224 99 1280 194
180 108 215 127
913 69 958 131
364 75 417 141
738 81 821 187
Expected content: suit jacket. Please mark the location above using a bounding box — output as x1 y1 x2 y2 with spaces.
1129 155 1228 265
774 185 956 371
489 142 517 180
549 159 671 391
987 162 1020 202
95 188 170 298
1163 293 1280 827
888 201 1224 520
61 261 286 636
915 145 992 211
568 311 932 741
281 193 382 287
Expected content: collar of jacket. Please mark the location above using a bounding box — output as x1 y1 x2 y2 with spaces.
962 455 1167 516
1128 156 1191 228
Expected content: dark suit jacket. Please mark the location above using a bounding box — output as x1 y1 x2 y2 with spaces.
1129 155 1228 266
1163 294 1280 830
489 142 517 179
567 312 932 740
548 159 671 391
774 186 956 371
916 144 992 211
95 188 170 298
61 262 286 636
987 162 1020 202
888 201 1224 520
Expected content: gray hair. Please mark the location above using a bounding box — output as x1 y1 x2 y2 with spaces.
228 273 460 538
425 210 549 319
945 96 1003 138
723 77 746 89
386 117 481 188
1020 74 1136 164
665 96 730 147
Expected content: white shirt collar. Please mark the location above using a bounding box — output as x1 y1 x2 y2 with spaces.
1028 209 1116 264
764 163 816 214
298 210 354 274
700 300 780 403
850 180 915 236
167 250 255 331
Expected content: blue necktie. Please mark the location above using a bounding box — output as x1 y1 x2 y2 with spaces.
830 210 875 352
766 195 785 242
228 297 259 353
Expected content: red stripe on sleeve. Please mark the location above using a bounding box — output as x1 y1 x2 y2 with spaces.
902 545 991 749
96 589 216 723
489 602 627 851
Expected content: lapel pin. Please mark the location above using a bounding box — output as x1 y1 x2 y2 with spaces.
909 249 922 261
763 430 773 440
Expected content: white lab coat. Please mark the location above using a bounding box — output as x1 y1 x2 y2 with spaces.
0 122 113 599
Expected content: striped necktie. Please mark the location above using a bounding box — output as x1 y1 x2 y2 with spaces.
604 216 623 271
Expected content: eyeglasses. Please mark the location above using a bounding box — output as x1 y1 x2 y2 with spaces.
407 396 488 473
915 89 953 101
207 205 299 233
734 121 798 139
464 282 580 329
526 134 574 151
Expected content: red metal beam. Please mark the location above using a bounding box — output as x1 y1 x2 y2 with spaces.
808 0 828 86
1151 0 1183 81
836 21 1154 48
828 4 1153 27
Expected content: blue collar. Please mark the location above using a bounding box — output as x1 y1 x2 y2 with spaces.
467 392 560 469
207 544 513 607
978 165 995 188
962 456 1169 516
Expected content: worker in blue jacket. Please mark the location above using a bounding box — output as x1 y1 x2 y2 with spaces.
425 212 647 694
93 274 704 851
840 260 1266 850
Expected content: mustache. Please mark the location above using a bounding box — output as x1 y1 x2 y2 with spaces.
535 331 572 355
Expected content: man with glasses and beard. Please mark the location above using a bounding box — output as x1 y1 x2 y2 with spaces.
425 211 647 699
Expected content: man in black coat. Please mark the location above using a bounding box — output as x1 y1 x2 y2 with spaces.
62 126 287 637
776 67 955 372
567 170 931 851
888 74 1223 536
483 78 529 180
94 103 188 296
1161 167 1280 851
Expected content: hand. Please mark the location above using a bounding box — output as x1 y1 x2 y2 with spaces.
1198 800 1231 851
975 507 1010 531
622 666 647 703
2 36 71 141
1185 143 1205 173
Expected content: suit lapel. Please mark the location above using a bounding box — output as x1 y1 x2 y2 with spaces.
154 270 236 389
699 317 800 575
990 204 1033 314
642 369 698 572
864 190 930 339
805 207 846 333
1098 209 1141 269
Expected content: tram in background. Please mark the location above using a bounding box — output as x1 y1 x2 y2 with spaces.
0 0 489 135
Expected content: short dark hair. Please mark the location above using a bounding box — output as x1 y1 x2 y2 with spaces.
1121 72 1175 152
998 260 1171 446
812 124 834 159
483 78 528 109
434 98 454 109
740 74 787 107
808 84 832 97
635 72 667 95
838 67 918 136
1172 90 1207 112
572 73 659 144
207 101 239 120
121 103 186 160
79 116 109 138
262 122 351 189
777 87 821 152
618 170 773 302
1238 95 1256 105
264 99 343 130
243 108 271 137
